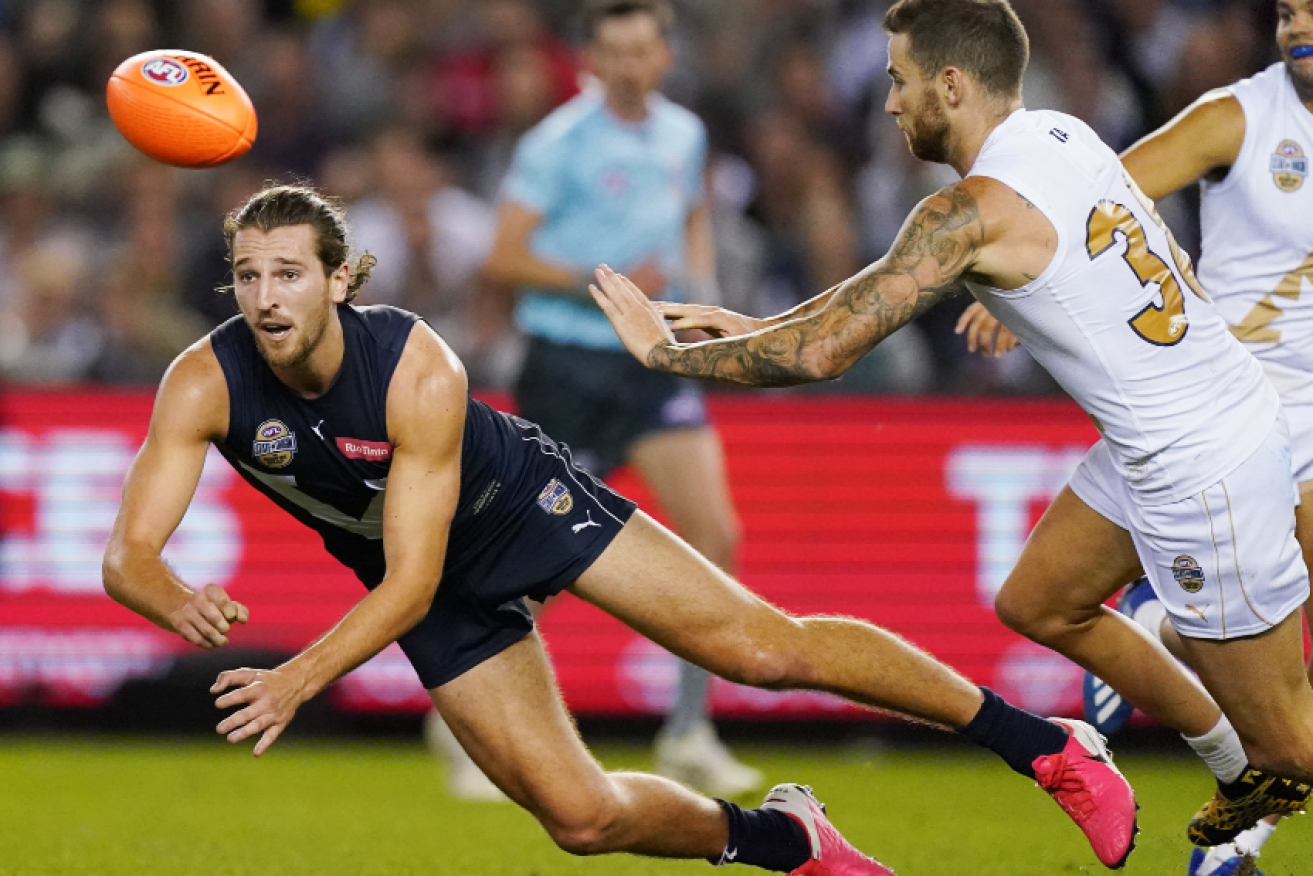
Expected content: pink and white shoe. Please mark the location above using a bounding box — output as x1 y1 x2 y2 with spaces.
1034 719 1139 870
759 783 896 875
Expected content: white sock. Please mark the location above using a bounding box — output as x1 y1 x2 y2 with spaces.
1183 714 1248 784
1130 597 1168 643
1233 818 1277 856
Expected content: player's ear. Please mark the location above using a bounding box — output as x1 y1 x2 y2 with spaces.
329 263 350 304
942 66 965 108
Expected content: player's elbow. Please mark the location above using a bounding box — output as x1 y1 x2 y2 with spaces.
101 539 132 605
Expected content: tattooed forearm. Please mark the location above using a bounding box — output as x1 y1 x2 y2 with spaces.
645 186 983 387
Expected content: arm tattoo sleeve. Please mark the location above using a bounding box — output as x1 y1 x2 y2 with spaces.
649 186 983 386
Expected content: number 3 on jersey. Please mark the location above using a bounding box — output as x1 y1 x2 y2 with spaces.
1086 200 1207 346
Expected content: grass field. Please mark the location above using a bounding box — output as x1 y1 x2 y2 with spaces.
1 735 1309 875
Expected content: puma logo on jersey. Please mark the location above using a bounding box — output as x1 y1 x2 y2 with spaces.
572 511 601 533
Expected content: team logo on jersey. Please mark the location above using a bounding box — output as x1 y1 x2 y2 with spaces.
253 419 297 468
1172 555 1205 594
1271 140 1308 192
536 478 574 515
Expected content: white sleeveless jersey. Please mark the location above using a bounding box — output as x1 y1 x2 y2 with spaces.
965 109 1279 505
1199 63 1313 406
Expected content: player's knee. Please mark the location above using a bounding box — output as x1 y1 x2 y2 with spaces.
539 788 625 856
994 586 1081 644
994 585 1047 638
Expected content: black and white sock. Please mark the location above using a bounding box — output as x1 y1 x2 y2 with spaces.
709 799 810 871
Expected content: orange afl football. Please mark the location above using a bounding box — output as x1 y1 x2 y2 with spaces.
107 50 257 169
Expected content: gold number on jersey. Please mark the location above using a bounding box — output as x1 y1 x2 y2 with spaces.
1086 200 1202 346
1230 251 1313 345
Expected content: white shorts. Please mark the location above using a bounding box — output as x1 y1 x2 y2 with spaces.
1284 401 1313 487
1069 416 1309 640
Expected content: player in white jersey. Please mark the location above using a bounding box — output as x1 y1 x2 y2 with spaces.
960 6 1313 871
591 0 1313 853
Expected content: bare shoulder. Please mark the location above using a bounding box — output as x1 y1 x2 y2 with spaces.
954 175 1055 238
1168 89 1245 155
153 337 229 443
954 177 1058 288
1121 89 1243 197
1183 88 1244 127
386 321 468 448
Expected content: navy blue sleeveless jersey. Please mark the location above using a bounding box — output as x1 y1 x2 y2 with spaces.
209 304 636 688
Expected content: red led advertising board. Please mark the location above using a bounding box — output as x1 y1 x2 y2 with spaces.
1 390 1101 718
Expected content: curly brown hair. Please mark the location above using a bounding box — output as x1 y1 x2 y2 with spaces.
223 183 376 301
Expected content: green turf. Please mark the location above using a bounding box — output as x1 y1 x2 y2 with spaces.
0 736 1308 875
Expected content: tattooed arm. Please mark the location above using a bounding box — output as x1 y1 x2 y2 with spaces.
592 184 984 387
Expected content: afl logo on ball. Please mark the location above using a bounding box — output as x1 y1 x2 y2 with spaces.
1172 555 1205 593
141 57 190 87
536 478 574 515
1271 140 1307 192
253 419 297 469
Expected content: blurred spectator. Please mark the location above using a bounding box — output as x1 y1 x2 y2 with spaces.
308 0 437 139
85 160 208 385
427 0 578 143
0 0 1281 394
244 27 332 177
347 126 516 387
1 232 102 383
741 108 856 315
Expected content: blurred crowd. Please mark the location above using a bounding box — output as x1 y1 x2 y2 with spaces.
0 0 1282 394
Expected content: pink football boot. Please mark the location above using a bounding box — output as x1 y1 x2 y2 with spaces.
1034 719 1139 869
759 783 897 875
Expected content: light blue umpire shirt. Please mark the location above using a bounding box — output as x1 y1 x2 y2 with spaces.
499 86 708 351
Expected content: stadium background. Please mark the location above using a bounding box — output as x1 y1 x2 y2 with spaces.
2 3 1311 874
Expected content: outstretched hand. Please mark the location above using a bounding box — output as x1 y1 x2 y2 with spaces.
656 302 765 338
212 667 305 757
168 583 249 649
955 302 1020 358
589 264 676 365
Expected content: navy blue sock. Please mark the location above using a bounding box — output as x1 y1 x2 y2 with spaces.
959 686 1069 779
708 799 810 871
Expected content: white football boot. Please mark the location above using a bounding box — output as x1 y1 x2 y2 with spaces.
656 720 764 798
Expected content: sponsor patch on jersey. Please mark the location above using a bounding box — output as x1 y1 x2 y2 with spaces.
1172 555 1205 593
253 419 297 468
335 437 393 461
1271 140 1307 192
536 478 574 515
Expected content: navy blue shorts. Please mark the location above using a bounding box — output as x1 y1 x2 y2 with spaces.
394 418 637 689
514 337 709 478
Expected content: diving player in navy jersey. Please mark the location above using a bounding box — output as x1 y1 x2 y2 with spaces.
102 184 1136 874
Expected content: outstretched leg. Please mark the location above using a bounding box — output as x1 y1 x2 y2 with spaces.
431 631 891 873
570 511 984 728
569 511 1139 869
629 427 761 796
